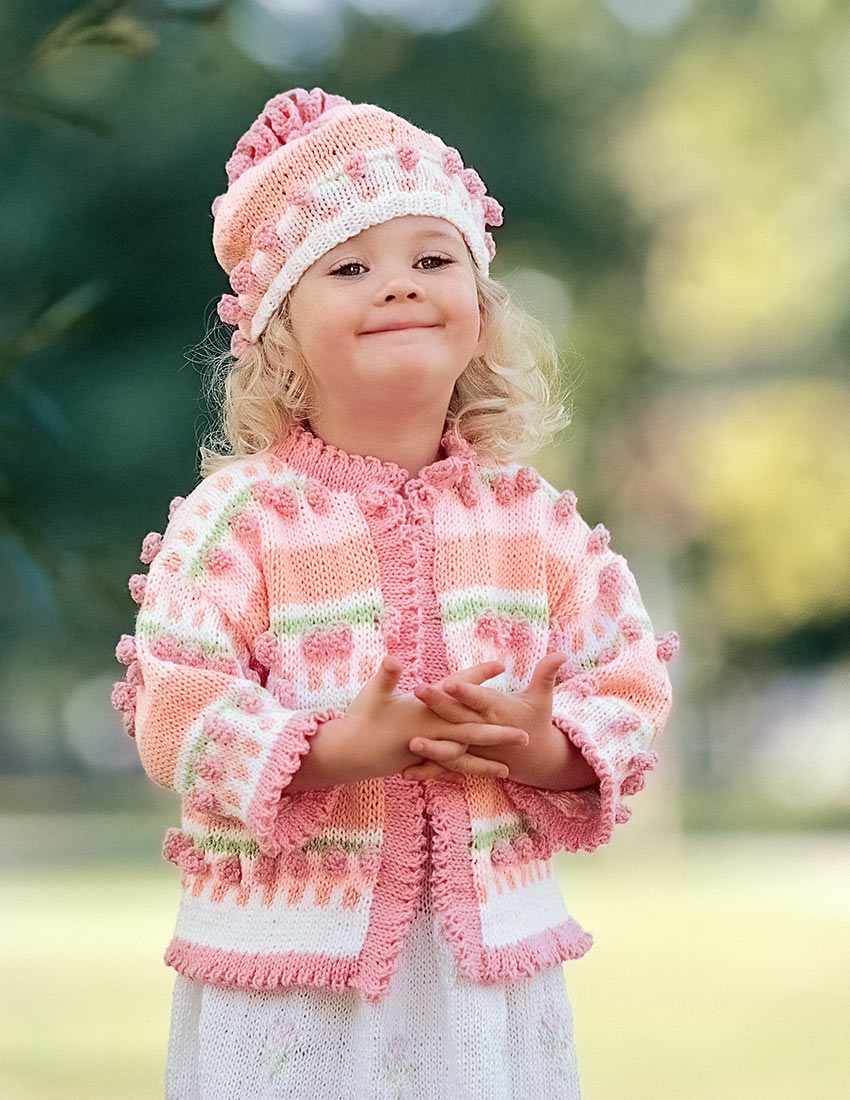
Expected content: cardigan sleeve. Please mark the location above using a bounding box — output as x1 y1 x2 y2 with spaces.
112 472 343 857
498 486 677 857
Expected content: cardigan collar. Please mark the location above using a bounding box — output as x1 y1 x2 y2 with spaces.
275 421 479 496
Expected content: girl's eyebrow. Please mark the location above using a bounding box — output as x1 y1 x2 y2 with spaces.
416 230 461 245
323 232 460 264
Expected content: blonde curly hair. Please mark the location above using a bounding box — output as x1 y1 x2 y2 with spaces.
198 268 572 477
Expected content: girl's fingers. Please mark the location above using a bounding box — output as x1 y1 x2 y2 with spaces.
448 754 510 780
413 723 527 751
410 737 469 763
461 723 528 747
413 684 478 723
410 743 509 779
453 661 506 685
527 652 567 697
443 678 491 712
375 656 403 695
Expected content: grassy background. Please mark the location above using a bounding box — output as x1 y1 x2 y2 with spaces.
1 816 848 1100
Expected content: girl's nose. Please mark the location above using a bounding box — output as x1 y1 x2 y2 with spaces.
378 272 422 302
384 287 419 301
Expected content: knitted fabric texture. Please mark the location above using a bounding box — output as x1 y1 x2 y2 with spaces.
113 423 677 1003
166 869 582 1099
211 87 503 357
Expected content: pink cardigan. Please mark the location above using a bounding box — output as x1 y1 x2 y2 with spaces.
113 423 676 1002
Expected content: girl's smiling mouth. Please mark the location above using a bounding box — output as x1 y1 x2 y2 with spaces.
360 323 440 334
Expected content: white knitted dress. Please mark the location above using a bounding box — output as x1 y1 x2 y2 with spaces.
165 828 581 1100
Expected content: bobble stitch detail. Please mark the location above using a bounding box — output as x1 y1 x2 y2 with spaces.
492 474 515 505
656 631 680 662
619 616 643 643
460 167 486 197
253 631 281 671
186 789 218 814
515 467 539 495
231 510 259 540
217 294 243 325
115 634 137 665
229 261 257 295
443 148 464 175
360 850 381 875
231 330 252 358
482 195 504 226
236 692 262 713
283 850 310 879
128 574 147 604
304 479 330 513
598 562 622 594
587 524 611 554
139 532 163 564
397 146 419 171
206 548 232 574
456 471 479 508
344 151 367 181
253 221 282 252
255 481 298 518
205 717 238 747
287 182 314 205
553 490 577 523
252 855 278 884
197 758 224 782
111 680 137 715
323 848 349 878
215 857 242 885
564 673 596 698
484 232 497 261
169 496 186 520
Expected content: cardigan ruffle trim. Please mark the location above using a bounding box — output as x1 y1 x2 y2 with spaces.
274 421 479 496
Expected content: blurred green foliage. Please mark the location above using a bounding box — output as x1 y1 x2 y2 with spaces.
1 0 848 823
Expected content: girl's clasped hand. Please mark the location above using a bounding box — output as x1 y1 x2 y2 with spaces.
404 652 570 785
323 652 575 789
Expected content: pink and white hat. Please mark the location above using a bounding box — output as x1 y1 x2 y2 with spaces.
211 87 504 358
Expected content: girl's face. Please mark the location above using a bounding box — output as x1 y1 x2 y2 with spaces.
287 215 484 425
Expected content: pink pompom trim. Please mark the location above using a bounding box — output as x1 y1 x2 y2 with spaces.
460 168 486 197
229 261 257 295
397 146 420 171
553 490 577 523
128 574 147 604
139 531 163 564
217 294 243 325
587 524 611 554
252 221 282 252
482 196 503 227
111 680 137 714
115 634 137 665
656 631 680 662
443 148 464 175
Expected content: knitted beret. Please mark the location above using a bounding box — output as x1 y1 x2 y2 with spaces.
211 87 504 358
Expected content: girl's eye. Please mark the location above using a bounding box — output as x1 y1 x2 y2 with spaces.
417 253 452 270
331 261 367 277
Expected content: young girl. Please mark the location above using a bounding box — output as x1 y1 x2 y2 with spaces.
112 87 677 1100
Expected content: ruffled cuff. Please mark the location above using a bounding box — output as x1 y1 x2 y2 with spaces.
245 706 345 857
492 717 660 860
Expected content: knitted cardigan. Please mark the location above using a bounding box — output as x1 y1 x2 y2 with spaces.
114 422 676 1003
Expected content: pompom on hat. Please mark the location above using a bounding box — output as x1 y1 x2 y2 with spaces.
211 87 504 358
